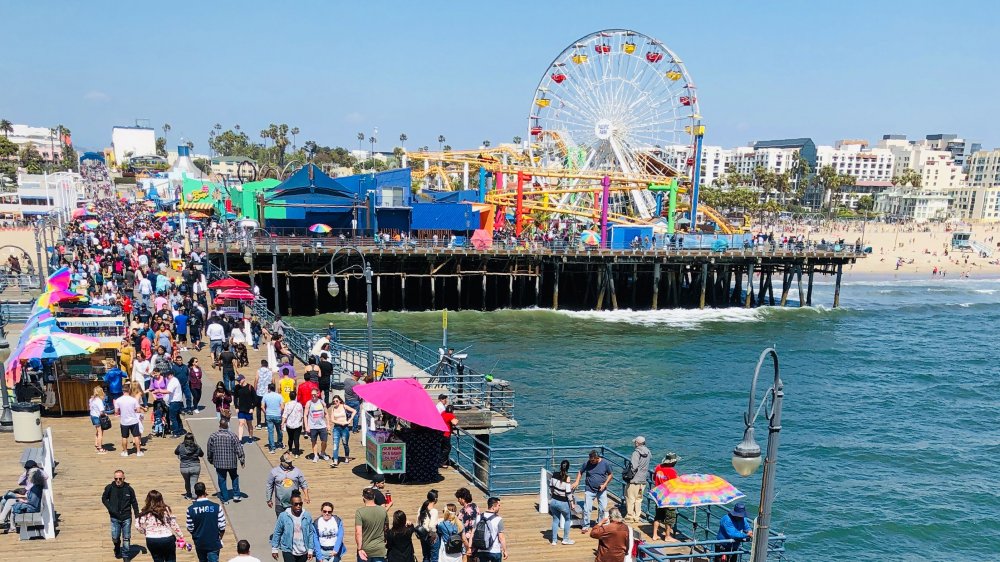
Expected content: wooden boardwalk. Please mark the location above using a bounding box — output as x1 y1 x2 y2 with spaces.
0 330 685 561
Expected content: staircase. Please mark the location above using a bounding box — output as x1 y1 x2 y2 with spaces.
970 240 993 257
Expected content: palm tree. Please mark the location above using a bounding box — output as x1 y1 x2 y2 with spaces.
290 127 299 150
357 132 364 156
437 135 445 151
512 136 522 145
399 133 407 152
185 140 194 150
483 140 491 148
234 124 240 132
214 123 222 132
162 123 171 147
0 119 12 138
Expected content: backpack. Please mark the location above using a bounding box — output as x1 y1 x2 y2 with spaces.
471 513 496 551
622 459 636 482
444 528 464 554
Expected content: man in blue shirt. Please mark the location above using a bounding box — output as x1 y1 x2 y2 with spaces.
171 354 194 414
572 450 614 532
174 310 189 344
186 482 226 562
716 502 753 561
103 361 127 413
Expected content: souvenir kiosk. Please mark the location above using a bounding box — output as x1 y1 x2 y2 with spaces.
362 408 407 476
52 303 128 414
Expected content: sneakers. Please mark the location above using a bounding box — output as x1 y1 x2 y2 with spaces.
120 451 129 457
136 451 145 457
562 539 576 545
233 496 242 503
312 456 318 463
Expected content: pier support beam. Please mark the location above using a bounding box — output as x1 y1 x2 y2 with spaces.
481 273 487 311
286 275 292 315
699 263 708 309
833 263 843 308
401 275 406 312
806 267 814 307
779 268 791 307
745 263 755 308
606 264 618 310
796 266 805 307
456 275 462 311
552 263 561 310
313 275 319 315
376 274 382 311
652 262 661 310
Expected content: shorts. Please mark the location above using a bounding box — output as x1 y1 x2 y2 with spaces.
655 506 678 526
237 411 254 421
120 423 140 438
91 415 101 427
309 428 328 442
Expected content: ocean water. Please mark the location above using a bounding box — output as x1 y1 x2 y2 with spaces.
292 276 1000 561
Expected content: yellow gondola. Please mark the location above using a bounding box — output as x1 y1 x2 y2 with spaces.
572 54 588 64
624 42 636 54
535 98 551 108
666 71 683 81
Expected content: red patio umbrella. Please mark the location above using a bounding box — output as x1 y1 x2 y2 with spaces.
217 288 256 301
208 278 250 290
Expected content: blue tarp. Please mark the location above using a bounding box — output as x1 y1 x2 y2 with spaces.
410 203 479 231
80 151 106 163
608 225 654 249
419 189 479 203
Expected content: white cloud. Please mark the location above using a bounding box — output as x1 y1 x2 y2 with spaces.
84 90 111 102
343 111 365 124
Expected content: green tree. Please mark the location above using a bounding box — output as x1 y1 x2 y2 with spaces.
193 158 211 175
290 127 299 150
0 136 17 158
891 168 922 188
162 123 171 147
155 137 167 157
856 195 875 212
399 133 407 151
512 136 522 145
0 119 12 138
19 142 43 173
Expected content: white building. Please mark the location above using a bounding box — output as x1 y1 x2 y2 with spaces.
875 188 950 221
963 149 1000 221
111 126 157 165
6 124 65 162
0 171 84 220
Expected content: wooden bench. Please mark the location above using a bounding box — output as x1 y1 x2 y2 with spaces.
12 427 57 540
12 510 44 540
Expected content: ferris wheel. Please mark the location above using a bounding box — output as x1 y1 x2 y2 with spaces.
528 29 700 179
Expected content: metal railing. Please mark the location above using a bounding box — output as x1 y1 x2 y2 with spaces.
447 430 787 560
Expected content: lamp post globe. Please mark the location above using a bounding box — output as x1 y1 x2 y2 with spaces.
327 279 340 298
242 252 252 265
732 427 763 477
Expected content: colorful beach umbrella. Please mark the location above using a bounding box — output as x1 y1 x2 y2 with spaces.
187 211 210 219
34 289 85 310
353 378 449 432
81 219 100 230
309 223 332 234
580 230 601 246
154 211 170 218
217 288 256 301
208 277 249 290
648 473 745 508
71 208 91 219
45 266 71 291
12 332 101 362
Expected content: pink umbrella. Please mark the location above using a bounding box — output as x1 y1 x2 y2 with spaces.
217 288 256 301
353 378 448 431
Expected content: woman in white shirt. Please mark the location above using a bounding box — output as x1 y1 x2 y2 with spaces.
314 501 345 560
282 394 305 457
417 489 439 561
136 490 186 561
132 357 152 407
89 387 107 454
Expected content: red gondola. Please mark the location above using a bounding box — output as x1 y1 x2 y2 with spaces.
551 73 566 83
686 157 696 167
594 44 611 54
680 95 696 106
530 126 543 136
646 52 664 63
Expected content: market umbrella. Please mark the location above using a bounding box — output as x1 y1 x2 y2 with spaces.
187 211 210 219
353 378 449 432
208 277 250 290
71 208 92 219
217 288 256 301
45 266 71 291
12 332 101 362
34 289 85 310
81 219 100 230
309 223 332 234
580 230 601 246
154 211 170 218
470 229 493 250
648 473 745 508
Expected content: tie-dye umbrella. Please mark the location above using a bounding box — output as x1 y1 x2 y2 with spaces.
580 230 601 246
648 473 745 508
33 289 85 310
11 331 101 362
45 266 71 291
81 219 100 230
309 223 332 234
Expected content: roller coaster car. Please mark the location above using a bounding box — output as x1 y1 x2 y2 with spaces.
624 42 637 54
646 52 664 63
594 44 611 54
551 73 566 83
680 96 696 106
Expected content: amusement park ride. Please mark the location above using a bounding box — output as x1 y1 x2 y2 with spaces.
408 29 743 237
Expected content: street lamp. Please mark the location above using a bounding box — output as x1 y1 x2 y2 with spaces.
243 227 279 316
326 246 374 379
732 348 783 562
0 305 12 432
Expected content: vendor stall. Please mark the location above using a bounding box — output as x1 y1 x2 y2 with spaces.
355 378 450 482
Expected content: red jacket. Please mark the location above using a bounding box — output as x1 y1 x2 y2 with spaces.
297 381 318 408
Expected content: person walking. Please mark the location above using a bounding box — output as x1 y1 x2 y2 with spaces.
313 501 346 562
188 357 204 412
262 383 285 454
171 354 194 415
572 450 613 532
212 381 232 421
103 470 140 560
317 352 334 405
355 488 389 562
327 395 355 467
206 420 245 504
306 388 330 463
270 489 314 562
136 490 188 562
282 390 304 457
254 359 273 430
342 371 363 433
90 386 108 454
175 433 204 500
265 453 310 518
233 375 257 444
589 507 630 562
165 366 186 438
115 386 145 457
186 482 227 562
433 505 462 562
548 460 575 546
623 436 651 523
228 539 262 562
455 488 479 557
471 497 508 561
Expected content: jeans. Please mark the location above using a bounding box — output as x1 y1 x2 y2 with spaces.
266 416 283 451
251 333 261 349
476 554 502 562
332 425 350 462
110 517 132 554
216 467 241 502
345 400 361 432
583 489 608 528
356 557 385 562
191 387 202 410
209 340 224 358
182 382 194 412
549 498 572 541
169 401 184 436
180 466 200 497
284 553 309 562
195 549 220 562
222 369 235 394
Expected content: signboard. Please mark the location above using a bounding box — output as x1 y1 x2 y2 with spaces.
378 443 406 473
365 435 379 468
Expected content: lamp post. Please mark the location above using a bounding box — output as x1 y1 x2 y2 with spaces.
243 227 279 316
0 303 12 432
732 348 783 562
326 246 374 379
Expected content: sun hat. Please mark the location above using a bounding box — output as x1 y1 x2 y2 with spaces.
662 452 681 465
731 503 748 517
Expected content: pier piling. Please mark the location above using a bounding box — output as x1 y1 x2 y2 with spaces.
699 263 708 309
833 263 843 308
652 262 661 310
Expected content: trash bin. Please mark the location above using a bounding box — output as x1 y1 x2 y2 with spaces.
11 402 43 443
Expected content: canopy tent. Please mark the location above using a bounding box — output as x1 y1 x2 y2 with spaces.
353 378 448 432
217 288 255 301
208 278 249 290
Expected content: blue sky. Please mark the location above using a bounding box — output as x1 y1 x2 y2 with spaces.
3 0 997 153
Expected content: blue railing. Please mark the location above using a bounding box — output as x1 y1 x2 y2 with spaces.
447 430 787 560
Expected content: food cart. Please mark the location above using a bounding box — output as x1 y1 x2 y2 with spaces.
53 316 127 414
362 410 407 475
